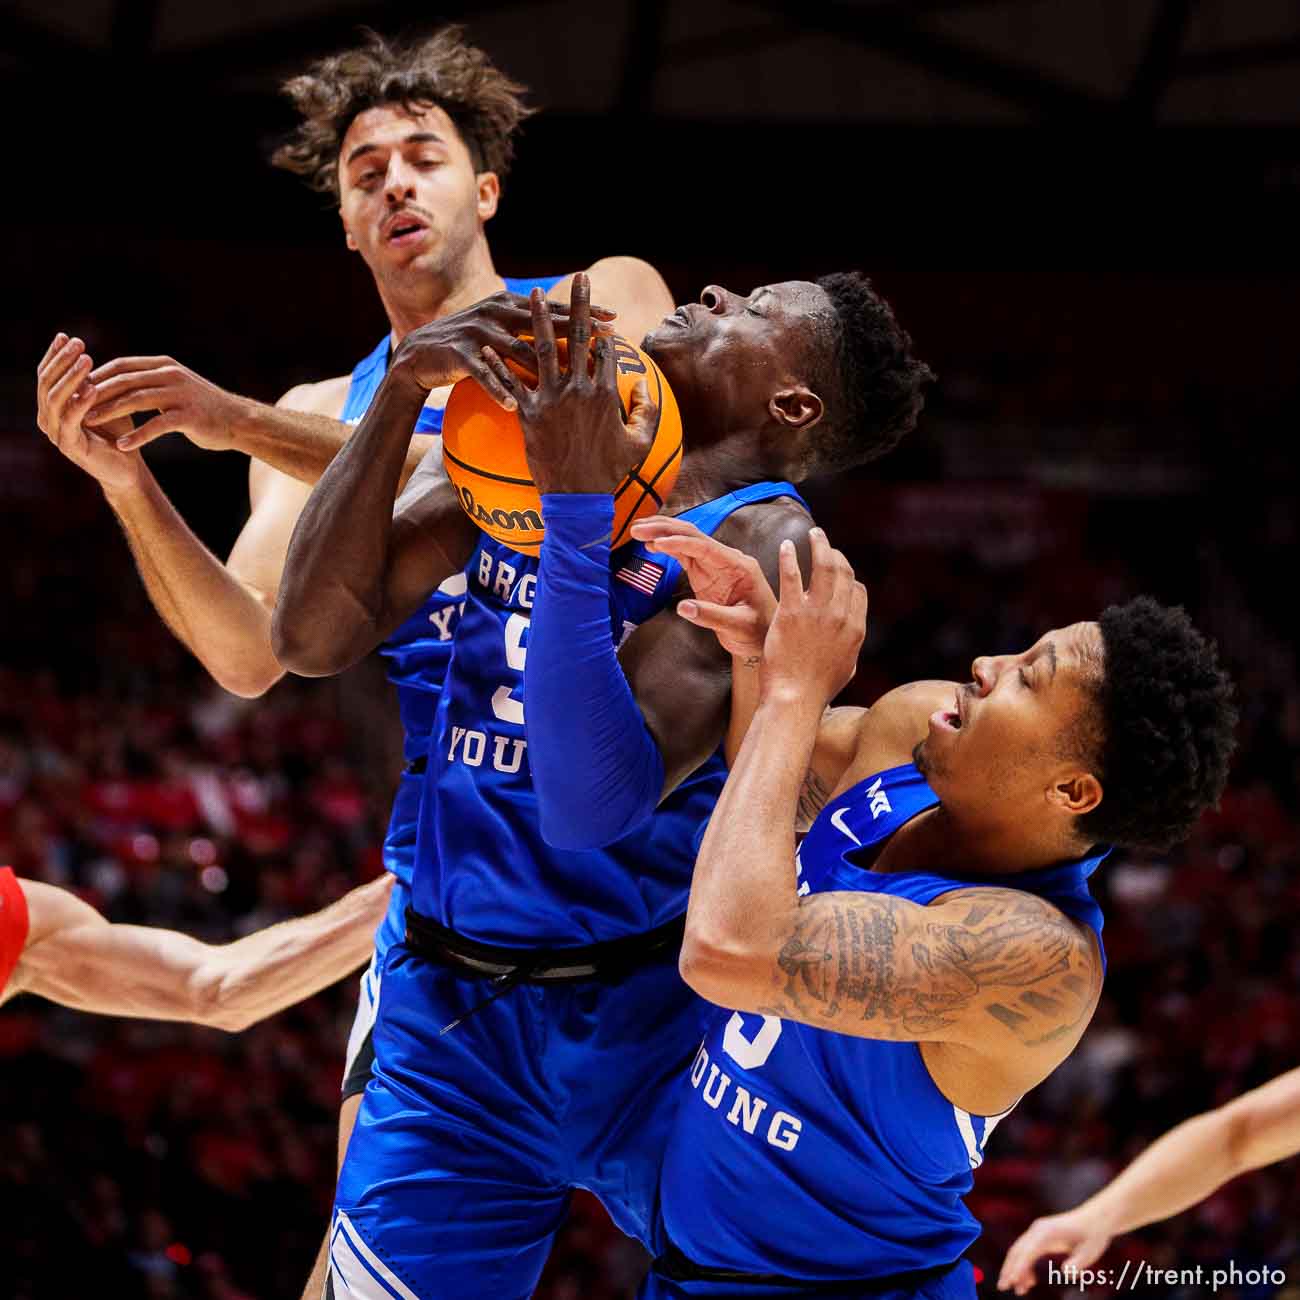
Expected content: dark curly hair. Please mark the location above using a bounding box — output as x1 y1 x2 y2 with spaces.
803 272 935 474
1078 596 1237 852
272 27 534 198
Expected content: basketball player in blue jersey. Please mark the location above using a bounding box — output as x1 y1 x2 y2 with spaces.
622 517 1238 1298
33 27 673 1297
272 275 933 1295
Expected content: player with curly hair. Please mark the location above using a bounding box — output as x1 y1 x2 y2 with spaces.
618 519 1237 1297
33 26 674 1297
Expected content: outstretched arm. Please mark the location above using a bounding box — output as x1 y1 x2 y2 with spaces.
998 1065 1300 1294
85 357 444 487
36 334 442 697
7 875 392 1030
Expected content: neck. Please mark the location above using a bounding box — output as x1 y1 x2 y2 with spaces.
667 436 795 514
892 803 1081 879
375 238 504 346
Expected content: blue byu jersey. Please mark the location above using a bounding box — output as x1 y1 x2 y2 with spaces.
659 762 1108 1284
338 274 564 893
341 274 565 766
414 482 807 946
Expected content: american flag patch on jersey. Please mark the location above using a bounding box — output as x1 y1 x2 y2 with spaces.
614 556 666 596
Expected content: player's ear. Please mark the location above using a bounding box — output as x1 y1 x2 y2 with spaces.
769 386 824 432
1050 770 1103 818
477 172 501 224
340 207 359 253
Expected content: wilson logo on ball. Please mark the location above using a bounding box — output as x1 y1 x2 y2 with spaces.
457 487 543 536
441 333 682 557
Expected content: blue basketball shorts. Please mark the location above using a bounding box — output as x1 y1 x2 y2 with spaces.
341 771 421 1100
328 937 706 1300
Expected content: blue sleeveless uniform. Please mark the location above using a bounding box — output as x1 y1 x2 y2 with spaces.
336 275 564 1090
332 484 809 1300
647 762 1108 1299
338 275 564 956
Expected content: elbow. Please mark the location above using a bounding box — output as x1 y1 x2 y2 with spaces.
538 803 650 851
535 806 647 847
210 659 283 700
1220 1103 1263 1177
190 967 257 1033
678 931 756 1009
271 608 351 679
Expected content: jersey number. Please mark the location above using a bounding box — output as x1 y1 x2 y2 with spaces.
722 1012 782 1069
490 612 529 725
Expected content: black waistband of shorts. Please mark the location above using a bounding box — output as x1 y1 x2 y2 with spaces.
403 906 685 982
652 1240 962 1294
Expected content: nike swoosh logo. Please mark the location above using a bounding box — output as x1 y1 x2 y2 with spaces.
830 808 862 845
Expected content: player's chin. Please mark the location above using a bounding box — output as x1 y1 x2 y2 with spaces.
384 238 440 272
911 736 934 776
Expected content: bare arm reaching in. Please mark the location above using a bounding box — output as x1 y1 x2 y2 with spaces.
36 334 433 697
998 1066 1300 1293
3 873 392 1032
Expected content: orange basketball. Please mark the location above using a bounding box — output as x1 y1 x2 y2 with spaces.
441 335 682 556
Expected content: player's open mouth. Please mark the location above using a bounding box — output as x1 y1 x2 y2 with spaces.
932 700 963 733
663 306 690 327
384 217 428 244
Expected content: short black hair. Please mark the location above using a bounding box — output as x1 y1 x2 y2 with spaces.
1078 596 1237 853
804 271 934 475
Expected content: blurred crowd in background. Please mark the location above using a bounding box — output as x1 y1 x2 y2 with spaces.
6 0 1300 1292
3 262 1299 1300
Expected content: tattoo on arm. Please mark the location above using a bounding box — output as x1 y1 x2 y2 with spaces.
761 888 1100 1047
796 768 831 828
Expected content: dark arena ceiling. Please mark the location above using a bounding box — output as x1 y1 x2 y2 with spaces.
6 0 1300 269
8 0 1300 124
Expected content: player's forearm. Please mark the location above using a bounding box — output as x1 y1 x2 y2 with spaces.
103 469 283 698
1071 1110 1243 1238
228 399 359 485
724 653 762 766
272 370 428 676
1083 1071 1300 1235
196 882 384 1032
682 686 821 979
231 401 432 488
527 494 665 848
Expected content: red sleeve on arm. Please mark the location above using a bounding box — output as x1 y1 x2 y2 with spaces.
0 868 30 994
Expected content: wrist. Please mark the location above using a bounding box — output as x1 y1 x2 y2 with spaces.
540 494 615 555
226 393 266 451
760 662 841 708
388 349 435 400
756 676 828 720
1078 1193 1126 1237
101 462 150 506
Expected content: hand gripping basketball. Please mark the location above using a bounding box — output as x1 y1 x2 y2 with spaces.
443 275 682 555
